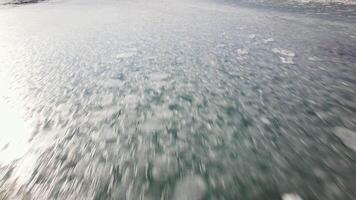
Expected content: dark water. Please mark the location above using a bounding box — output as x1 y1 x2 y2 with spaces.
0 0 356 199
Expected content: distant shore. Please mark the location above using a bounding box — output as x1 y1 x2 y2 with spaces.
1 0 356 5
0 0 42 5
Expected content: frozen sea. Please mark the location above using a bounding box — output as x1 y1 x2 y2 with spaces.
0 0 356 199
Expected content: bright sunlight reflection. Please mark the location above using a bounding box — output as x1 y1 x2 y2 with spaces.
0 74 30 164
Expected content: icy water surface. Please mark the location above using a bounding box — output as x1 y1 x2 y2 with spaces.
0 0 356 199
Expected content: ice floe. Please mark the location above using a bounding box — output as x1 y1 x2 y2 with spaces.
282 193 303 200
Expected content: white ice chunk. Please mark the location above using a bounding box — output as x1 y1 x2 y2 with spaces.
260 116 271 125
237 48 249 55
280 56 294 64
248 34 256 39
272 48 295 64
272 48 295 57
263 38 274 43
282 193 303 200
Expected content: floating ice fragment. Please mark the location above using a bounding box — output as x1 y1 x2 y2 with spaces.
116 48 137 59
272 48 295 64
263 38 274 43
116 52 136 59
272 48 295 57
173 175 207 200
248 34 256 39
280 57 294 64
237 48 249 60
260 116 271 125
237 48 249 55
334 127 356 151
282 193 303 200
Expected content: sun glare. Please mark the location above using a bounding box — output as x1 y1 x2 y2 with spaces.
0 74 31 164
